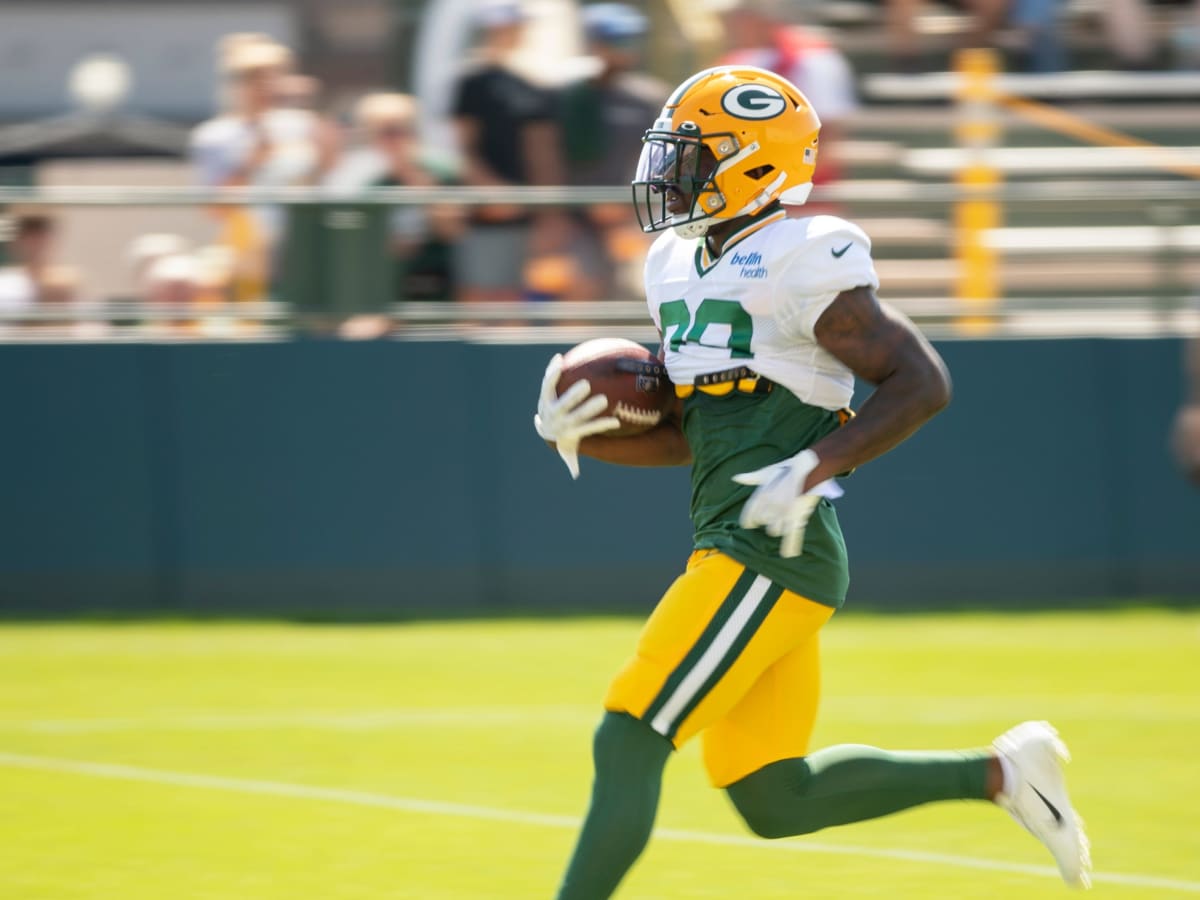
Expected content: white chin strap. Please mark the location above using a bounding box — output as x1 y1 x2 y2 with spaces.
734 170 789 217
779 182 814 206
672 219 711 238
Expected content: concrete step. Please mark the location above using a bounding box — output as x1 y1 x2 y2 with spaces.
903 145 1200 177
874 254 1200 295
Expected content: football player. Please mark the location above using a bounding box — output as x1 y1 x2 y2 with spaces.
535 66 1091 898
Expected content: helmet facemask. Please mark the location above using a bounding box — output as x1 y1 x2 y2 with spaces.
632 125 731 239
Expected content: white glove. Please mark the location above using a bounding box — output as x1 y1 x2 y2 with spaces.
534 353 621 479
732 449 844 558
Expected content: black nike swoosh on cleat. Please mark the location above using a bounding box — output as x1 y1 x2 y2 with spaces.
831 243 852 258
1031 785 1065 825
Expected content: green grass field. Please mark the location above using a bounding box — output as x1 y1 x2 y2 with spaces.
1 609 1198 899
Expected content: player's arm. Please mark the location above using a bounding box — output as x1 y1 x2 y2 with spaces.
804 285 951 488
578 394 691 467
577 337 690 467
539 390 689 468
536 356 690 478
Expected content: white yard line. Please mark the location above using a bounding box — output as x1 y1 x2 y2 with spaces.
1 695 1193 733
0 707 596 733
1 751 1197 894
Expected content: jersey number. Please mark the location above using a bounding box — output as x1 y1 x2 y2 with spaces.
659 298 753 358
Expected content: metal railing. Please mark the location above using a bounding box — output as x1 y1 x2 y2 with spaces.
0 181 1197 343
3 181 1200 207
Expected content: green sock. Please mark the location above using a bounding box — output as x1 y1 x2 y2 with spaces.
726 744 992 838
555 712 674 900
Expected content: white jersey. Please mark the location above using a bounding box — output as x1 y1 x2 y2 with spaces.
644 210 879 411
190 109 322 241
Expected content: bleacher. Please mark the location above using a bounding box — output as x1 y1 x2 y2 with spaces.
826 43 1200 312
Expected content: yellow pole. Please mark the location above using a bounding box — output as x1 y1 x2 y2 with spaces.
953 48 1002 333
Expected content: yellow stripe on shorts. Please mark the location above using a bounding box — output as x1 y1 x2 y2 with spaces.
641 567 785 741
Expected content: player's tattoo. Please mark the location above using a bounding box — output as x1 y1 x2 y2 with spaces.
813 286 921 387
808 286 951 481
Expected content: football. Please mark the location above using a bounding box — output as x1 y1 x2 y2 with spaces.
558 338 674 437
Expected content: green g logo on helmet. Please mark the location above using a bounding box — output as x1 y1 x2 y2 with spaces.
720 84 787 120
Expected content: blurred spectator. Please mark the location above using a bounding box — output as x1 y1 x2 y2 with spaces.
276 73 321 110
333 91 464 305
1011 0 1066 72
882 0 924 72
1103 0 1156 68
128 236 246 335
1102 0 1200 70
142 254 199 307
717 0 857 192
1172 324 1200 484
128 232 191 299
959 0 1013 59
274 73 343 173
0 214 78 315
1093 0 1200 70
452 0 567 302
192 245 238 306
881 0 1022 72
211 32 274 109
555 3 668 300
190 36 337 301
1171 0 1200 67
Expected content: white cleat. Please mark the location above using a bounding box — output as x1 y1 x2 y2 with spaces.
993 720 1092 889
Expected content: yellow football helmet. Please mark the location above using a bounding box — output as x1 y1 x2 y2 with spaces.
632 66 821 238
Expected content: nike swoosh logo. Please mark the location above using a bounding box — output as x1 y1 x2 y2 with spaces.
1031 785 1064 825
831 242 852 258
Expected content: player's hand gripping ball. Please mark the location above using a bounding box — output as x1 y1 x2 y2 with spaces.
558 339 673 437
534 338 674 479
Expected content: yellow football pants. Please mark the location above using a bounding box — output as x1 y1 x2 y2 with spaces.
604 549 834 788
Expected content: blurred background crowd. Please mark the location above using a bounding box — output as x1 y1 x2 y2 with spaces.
0 0 1197 339
0 0 1196 612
